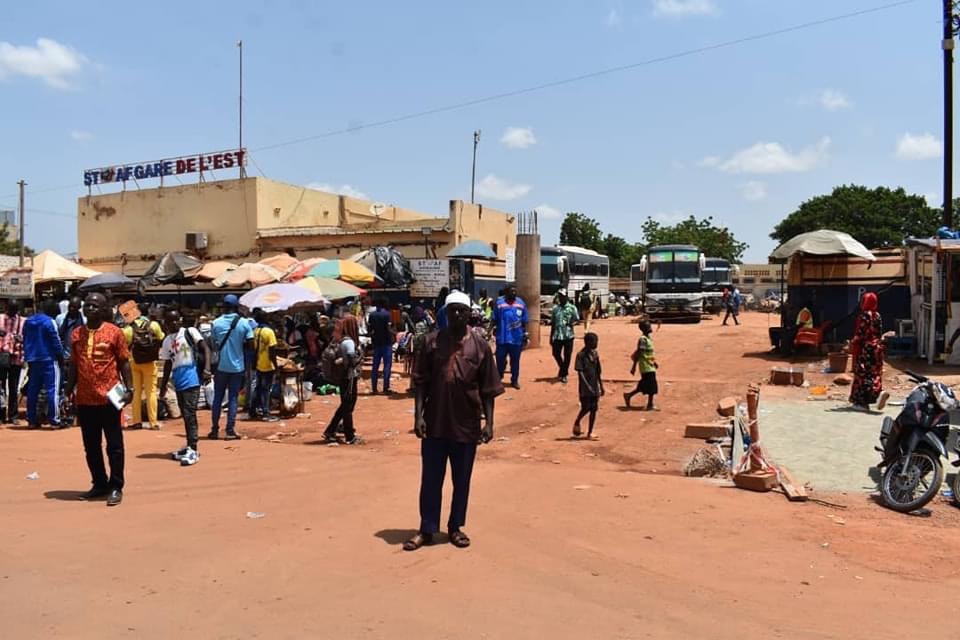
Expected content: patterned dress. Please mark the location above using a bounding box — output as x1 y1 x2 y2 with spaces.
849 309 883 406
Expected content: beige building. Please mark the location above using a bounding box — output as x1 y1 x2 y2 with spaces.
77 177 516 283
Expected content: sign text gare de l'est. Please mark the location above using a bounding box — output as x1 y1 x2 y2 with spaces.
83 149 246 186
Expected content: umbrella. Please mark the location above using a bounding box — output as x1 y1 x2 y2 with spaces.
196 261 239 281
770 230 876 261
239 283 327 312
32 250 100 284
141 252 203 285
79 272 137 292
305 260 380 286
446 239 497 260
295 276 366 300
286 257 328 281
212 262 285 288
258 253 301 274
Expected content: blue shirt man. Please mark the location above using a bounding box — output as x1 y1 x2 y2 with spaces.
208 295 255 439
24 300 65 427
368 299 395 394
492 286 528 389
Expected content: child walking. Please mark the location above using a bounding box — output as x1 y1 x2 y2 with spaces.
625 320 659 411
573 332 604 439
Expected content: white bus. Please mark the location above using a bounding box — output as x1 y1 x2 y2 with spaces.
541 245 610 305
629 263 644 298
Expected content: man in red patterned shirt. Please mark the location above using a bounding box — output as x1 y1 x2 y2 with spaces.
0 300 26 425
65 293 133 506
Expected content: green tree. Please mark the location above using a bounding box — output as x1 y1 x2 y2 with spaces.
0 223 32 257
771 185 940 249
641 215 748 263
602 234 644 278
559 212 603 252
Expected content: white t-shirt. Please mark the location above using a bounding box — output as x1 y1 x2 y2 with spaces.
159 327 204 391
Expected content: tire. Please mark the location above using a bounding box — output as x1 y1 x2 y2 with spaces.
881 449 944 513
952 469 960 508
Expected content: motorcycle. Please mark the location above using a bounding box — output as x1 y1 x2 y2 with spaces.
875 370 959 513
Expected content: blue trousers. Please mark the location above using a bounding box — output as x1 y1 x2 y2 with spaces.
418 438 478 534
371 345 393 392
26 360 59 426
211 371 244 432
252 370 275 417
495 343 522 385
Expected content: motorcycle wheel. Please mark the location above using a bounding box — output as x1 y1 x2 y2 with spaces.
881 450 944 513
952 468 960 508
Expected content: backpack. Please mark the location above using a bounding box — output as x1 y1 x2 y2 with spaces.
131 319 160 364
321 338 346 384
578 291 592 311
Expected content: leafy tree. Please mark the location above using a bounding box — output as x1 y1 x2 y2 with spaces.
602 234 644 278
0 223 32 257
771 185 940 249
641 215 748 263
559 212 603 252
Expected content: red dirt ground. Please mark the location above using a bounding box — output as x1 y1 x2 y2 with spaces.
2 312 958 638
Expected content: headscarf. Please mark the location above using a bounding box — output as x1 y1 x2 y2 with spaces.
861 292 878 313
334 315 360 343
413 306 425 322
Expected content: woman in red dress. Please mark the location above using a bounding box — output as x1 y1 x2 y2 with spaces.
849 292 888 410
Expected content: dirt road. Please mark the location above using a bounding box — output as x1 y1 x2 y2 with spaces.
2 313 958 639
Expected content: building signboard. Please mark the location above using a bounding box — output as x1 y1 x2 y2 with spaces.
83 149 246 186
0 268 32 298
409 259 450 298
505 247 516 282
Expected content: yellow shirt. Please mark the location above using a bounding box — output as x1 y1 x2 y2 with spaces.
254 326 278 372
121 318 165 361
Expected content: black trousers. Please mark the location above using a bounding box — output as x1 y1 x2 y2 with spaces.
324 378 357 440
176 387 200 450
0 363 22 421
723 307 739 325
551 339 574 377
418 437 478 534
78 404 124 490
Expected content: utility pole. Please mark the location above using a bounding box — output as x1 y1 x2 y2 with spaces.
944 0 957 227
17 180 25 267
470 130 481 204
238 39 246 179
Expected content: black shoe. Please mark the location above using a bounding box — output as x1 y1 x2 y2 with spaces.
80 486 109 501
560 376 568 384
106 489 123 506
27 423 40 430
207 430 220 440
224 431 242 441
511 382 521 390
127 423 143 430
260 415 279 423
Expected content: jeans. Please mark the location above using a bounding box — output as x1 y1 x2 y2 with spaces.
26 360 60 425
176 387 200 450
418 438 478 534
371 345 393 392
130 360 159 426
211 370 245 433
253 370 275 417
324 378 357 441
0 363 23 421
551 339 574 378
495 343 522 385
78 404 124 490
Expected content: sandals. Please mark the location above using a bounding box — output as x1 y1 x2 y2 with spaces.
403 532 433 551
449 530 471 549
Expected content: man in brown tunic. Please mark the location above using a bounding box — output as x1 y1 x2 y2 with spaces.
404 291 504 551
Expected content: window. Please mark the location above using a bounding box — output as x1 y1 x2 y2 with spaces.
490 243 498 256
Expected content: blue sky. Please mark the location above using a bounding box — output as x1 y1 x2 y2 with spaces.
0 0 947 261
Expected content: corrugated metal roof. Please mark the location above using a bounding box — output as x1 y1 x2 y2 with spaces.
906 238 960 253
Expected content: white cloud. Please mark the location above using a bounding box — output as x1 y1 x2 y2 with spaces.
652 0 717 17
896 133 942 161
818 89 851 111
533 204 561 219
306 183 370 200
0 38 88 89
475 174 531 201
740 181 767 201
69 130 93 142
651 212 687 224
706 137 831 174
500 127 537 149
606 8 622 27
698 156 721 168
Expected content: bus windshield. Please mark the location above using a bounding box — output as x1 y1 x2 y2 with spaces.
648 250 701 283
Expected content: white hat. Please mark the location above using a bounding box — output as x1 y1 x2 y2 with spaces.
445 290 471 308
557 288 567 297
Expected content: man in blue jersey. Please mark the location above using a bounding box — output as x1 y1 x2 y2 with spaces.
492 285 528 390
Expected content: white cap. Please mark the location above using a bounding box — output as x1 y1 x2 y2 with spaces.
557 288 567 297
445 290 471 308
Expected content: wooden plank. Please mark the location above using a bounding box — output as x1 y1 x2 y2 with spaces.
684 423 731 439
778 465 809 502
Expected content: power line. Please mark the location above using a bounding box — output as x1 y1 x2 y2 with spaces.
253 0 915 154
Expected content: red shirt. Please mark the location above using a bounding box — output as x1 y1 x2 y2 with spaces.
71 323 129 406
0 314 25 366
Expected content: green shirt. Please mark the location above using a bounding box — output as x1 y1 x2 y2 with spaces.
550 302 580 342
635 335 656 374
